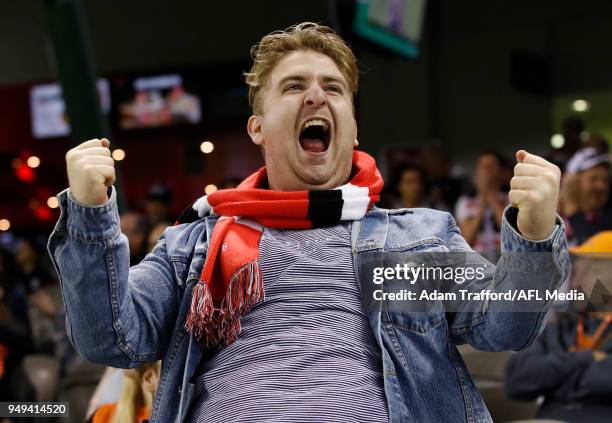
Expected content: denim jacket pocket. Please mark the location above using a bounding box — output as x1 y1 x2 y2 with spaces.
381 237 451 334
384 302 447 333
169 257 190 287
386 236 450 253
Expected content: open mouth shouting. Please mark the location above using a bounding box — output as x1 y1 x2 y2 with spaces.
298 118 332 154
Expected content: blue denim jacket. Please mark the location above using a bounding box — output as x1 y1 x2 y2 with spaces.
48 188 569 423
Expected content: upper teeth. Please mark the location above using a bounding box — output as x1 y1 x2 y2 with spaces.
304 119 328 130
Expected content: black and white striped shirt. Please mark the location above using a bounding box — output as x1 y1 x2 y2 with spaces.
188 223 389 423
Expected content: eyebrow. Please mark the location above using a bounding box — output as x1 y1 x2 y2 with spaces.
277 74 347 89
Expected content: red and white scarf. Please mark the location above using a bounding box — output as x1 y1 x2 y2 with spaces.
176 151 383 348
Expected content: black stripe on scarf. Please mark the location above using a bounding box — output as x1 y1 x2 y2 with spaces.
176 202 201 225
308 190 343 228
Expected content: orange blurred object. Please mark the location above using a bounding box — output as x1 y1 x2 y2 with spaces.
0 344 8 379
570 231 612 256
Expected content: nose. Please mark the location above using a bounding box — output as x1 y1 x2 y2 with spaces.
304 84 326 108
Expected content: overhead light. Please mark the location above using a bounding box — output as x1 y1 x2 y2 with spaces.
550 134 565 149
205 184 218 195
112 149 126 161
0 219 10 231
47 196 59 209
200 141 214 154
572 99 590 112
26 156 40 168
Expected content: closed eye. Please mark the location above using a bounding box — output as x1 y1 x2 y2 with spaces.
283 84 303 93
324 85 342 93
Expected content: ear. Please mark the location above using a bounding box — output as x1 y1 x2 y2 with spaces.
247 115 264 146
353 119 359 147
141 368 159 394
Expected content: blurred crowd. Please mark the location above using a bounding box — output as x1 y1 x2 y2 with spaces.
0 117 611 422
383 120 611 254
380 118 612 422
0 186 173 423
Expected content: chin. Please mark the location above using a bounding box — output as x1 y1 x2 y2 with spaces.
299 170 335 188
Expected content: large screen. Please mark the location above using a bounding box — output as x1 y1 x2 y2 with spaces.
30 79 111 139
116 74 202 129
353 0 427 58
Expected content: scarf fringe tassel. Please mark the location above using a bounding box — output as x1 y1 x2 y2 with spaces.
185 260 264 348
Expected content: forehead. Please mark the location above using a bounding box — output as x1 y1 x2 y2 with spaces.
268 50 347 85
583 164 610 177
402 169 422 178
477 154 499 165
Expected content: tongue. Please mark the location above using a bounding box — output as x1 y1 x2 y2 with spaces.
300 138 326 153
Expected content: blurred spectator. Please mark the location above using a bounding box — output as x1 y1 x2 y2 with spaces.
15 237 62 355
89 361 161 423
505 233 612 422
548 117 586 170
561 148 611 245
15 237 56 293
145 184 173 227
583 133 609 154
420 145 462 211
505 312 612 423
86 367 125 420
385 163 430 209
455 151 507 253
146 223 169 253
120 212 150 265
13 238 99 421
0 247 36 402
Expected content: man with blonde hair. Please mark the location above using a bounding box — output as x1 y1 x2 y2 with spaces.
50 23 569 422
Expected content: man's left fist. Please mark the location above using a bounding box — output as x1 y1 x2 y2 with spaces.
509 150 561 240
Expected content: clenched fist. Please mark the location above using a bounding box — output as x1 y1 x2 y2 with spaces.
509 150 561 240
66 138 115 206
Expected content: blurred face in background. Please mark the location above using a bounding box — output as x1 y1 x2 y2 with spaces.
474 153 502 192
15 239 38 272
247 50 356 191
398 169 425 207
147 223 169 253
120 212 148 257
145 200 170 226
579 164 610 212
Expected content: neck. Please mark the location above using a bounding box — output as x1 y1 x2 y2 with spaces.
267 175 350 191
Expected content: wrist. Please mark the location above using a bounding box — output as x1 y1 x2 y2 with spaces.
69 188 110 207
520 216 556 241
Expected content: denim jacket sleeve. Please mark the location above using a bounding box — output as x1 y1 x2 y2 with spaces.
446 205 570 351
47 187 180 368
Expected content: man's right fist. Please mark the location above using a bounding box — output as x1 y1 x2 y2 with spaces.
66 138 115 206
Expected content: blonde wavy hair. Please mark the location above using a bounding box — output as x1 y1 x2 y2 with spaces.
244 22 359 115
111 361 161 423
